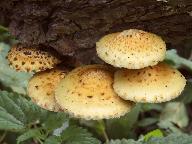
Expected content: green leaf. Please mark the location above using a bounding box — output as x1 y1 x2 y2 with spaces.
159 102 189 128
44 136 61 144
17 129 45 144
147 133 192 144
165 49 192 71
43 112 68 131
138 118 158 127
0 91 48 131
0 43 32 94
109 139 142 144
60 126 101 144
144 129 163 141
0 106 24 131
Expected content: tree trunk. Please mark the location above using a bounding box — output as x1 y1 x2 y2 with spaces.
0 0 192 65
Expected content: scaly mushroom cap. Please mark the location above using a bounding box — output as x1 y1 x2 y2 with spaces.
27 68 68 111
55 65 134 120
113 63 186 103
7 45 61 72
96 29 166 69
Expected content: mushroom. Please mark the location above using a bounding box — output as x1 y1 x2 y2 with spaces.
113 63 186 103
55 64 135 120
96 29 166 69
7 44 61 72
27 68 69 111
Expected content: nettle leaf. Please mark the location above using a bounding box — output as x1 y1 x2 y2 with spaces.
159 102 189 128
60 126 101 144
44 136 61 144
0 106 24 131
17 129 45 144
109 139 142 144
165 49 192 71
0 91 48 131
0 43 32 94
147 133 192 144
43 112 68 131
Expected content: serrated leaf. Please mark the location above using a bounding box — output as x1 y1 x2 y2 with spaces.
109 139 142 144
165 49 192 71
60 126 101 144
0 106 24 131
17 129 45 144
159 102 189 128
44 136 61 144
0 43 32 94
43 112 68 131
0 91 48 131
147 133 192 144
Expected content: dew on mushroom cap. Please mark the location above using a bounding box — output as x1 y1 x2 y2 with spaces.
113 63 186 103
7 44 61 72
55 64 135 120
96 29 166 69
27 68 69 112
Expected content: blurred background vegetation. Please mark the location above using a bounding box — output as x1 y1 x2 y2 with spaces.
0 25 192 144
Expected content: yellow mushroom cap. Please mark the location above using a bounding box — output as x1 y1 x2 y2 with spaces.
55 65 134 120
27 68 68 111
7 45 61 72
113 63 186 103
96 29 166 69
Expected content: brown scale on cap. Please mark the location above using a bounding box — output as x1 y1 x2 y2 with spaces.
55 64 135 120
7 44 61 72
96 29 166 69
113 63 186 103
27 68 69 112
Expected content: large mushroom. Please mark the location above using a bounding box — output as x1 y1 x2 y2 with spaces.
113 63 186 103
96 29 166 69
55 65 135 120
7 44 61 72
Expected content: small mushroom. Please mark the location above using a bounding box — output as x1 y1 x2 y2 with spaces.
113 63 186 103
96 29 166 69
55 64 134 120
27 68 69 112
7 44 61 72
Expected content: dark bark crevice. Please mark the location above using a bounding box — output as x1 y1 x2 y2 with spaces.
0 0 192 65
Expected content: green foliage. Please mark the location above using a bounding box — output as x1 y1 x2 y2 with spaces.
0 91 47 131
158 102 188 133
143 129 163 141
60 126 101 144
17 129 45 144
109 133 192 144
165 49 192 71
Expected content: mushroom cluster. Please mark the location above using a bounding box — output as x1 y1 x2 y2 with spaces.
7 29 186 120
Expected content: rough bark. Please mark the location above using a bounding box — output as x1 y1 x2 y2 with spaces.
0 0 192 65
